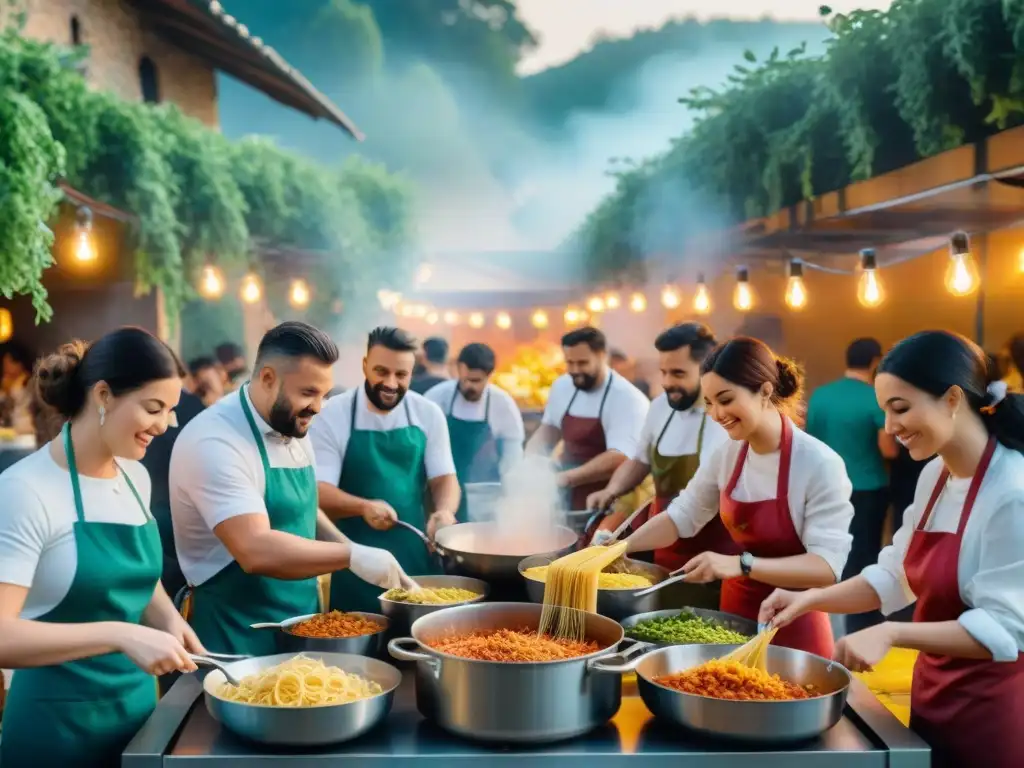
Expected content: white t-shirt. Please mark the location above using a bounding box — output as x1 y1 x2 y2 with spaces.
170 386 317 587
666 424 854 579
541 370 649 457
634 395 729 464
0 446 153 618
423 380 525 473
309 386 456 486
862 444 1024 663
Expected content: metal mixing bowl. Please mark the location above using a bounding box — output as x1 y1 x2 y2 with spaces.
378 575 489 635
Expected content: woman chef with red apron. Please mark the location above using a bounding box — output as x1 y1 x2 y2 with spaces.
761 331 1024 768
625 337 854 658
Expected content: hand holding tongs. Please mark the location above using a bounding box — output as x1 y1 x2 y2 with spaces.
585 498 652 544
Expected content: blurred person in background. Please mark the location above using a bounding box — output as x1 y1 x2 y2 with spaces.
1002 333 1024 393
424 342 525 522
215 342 248 394
0 341 36 435
805 338 897 633
611 347 651 398
188 356 224 407
410 337 450 394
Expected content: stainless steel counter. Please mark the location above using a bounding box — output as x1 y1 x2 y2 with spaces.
123 671 930 767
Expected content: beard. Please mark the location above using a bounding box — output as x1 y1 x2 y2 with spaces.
571 373 599 391
665 386 700 412
269 391 317 438
364 379 406 412
459 383 483 402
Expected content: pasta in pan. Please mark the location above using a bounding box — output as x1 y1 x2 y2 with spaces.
216 655 383 707
537 541 628 641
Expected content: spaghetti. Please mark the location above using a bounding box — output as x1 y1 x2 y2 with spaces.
654 659 812 701
523 565 652 590
427 628 600 661
216 655 383 707
287 611 383 638
381 587 480 604
537 541 628 641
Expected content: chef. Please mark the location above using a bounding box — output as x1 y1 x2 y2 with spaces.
588 325 734 590
761 331 1024 768
625 336 854 658
312 326 460 613
424 342 525 522
170 322 411 656
526 326 649 511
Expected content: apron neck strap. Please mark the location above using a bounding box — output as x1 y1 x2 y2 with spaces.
62 422 149 523
696 409 707 453
238 386 272 474
483 388 491 421
775 413 793 500
655 408 676 453
919 436 998 535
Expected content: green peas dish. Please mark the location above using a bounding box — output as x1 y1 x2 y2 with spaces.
625 611 749 645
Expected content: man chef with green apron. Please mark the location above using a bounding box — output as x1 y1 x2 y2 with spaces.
424 343 525 522
170 322 413 656
312 326 461 613
585 324 732 606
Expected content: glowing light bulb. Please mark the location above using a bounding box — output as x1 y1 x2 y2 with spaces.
945 233 979 296
426 311 439 325
784 260 807 310
660 285 680 309
604 292 620 310
732 267 753 311
531 309 548 329
629 292 647 312
0 308 12 343
377 289 401 310
239 273 261 304
74 230 96 262
468 312 484 329
443 311 460 325
289 278 310 307
586 295 605 313
1018 246 1024 274
564 306 581 325
693 276 711 315
415 263 432 284
856 249 885 308
496 311 511 329
199 265 224 299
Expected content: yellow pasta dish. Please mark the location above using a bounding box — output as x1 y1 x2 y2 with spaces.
216 655 382 707
523 564 652 590
538 542 629 641
381 587 480 604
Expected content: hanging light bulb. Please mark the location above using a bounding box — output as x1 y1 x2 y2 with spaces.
239 273 262 304
415 262 433 284
199 265 224 299
0 307 12 343
732 267 754 311
856 248 885 308
443 311 460 325
693 274 711 315
426 311 439 325
73 206 96 263
564 306 581 325
586 295 605 313
468 312 484 329
531 309 549 329
496 311 511 329
945 231 980 297
784 259 808 310
660 284 680 309
629 292 647 312
604 291 621 310
289 278 310 307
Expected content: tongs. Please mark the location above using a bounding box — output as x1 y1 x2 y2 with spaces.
189 652 250 686
583 498 652 543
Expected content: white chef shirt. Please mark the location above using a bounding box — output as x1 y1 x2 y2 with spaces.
666 425 854 579
541 370 649 457
423 380 525 472
634 395 729 464
309 386 456 486
170 386 317 587
861 444 1024 662
0 445 152 618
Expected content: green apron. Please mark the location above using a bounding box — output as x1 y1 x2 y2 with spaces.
0 424 162 768
187 388 319 656
446 386 501 523
329 393 436 613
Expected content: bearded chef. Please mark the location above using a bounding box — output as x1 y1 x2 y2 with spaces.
311 326 460 613
526 327 649 512
587 324 734 604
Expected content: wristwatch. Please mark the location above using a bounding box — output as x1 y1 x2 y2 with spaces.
739 551 755 576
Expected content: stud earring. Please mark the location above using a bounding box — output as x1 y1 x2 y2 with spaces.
98 405 106 427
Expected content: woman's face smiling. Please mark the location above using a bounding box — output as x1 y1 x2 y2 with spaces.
875 372 959 460
702 371 768 442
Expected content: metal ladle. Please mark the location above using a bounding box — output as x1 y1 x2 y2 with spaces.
629 567 690 598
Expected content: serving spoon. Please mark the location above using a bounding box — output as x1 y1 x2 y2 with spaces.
189 653 250 686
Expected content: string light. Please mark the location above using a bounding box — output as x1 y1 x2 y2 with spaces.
468 312 484 329
946 231 980 297
0 307 12 343
73 206 96 263
784 259 808 310
415 263 433 284
564 306 581 325
377 289 401 310
857 248 885 308
443 311 460 325
199 265 224 299
693 274 711 315
426 311 439 325
604 291 620 309
586 295 605 313
239 273 261 304
660 284 681 309
629 292 647 312
732 267 754 311
496 311 511 329
289 278 310 307
531 309 549 329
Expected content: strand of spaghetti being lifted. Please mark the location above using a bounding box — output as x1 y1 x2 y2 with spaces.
537 541 628 641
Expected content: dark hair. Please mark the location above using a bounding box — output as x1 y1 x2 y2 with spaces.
1009 334 1024 378
188 356 217 376
985 351 1006 385
561 326 606 352
846 337 883 370
34 327 185 419
700 337 803 408
654 323 717 362
457 342 496 374
609 348 628 362
879 331 1024 453
422 336 448 364
367 326 417 354
0 340 35 373
215 341 244 365
255 321 338 369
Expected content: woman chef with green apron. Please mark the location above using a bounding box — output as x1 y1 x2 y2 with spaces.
424 343 525 522
0 329 203 768
313 327 462 614
169 323 413 657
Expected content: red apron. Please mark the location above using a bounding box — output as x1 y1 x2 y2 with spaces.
560 374 613 511
718 415 834 657
904 438 1024 768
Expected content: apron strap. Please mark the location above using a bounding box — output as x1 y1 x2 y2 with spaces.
561 387 581 424
447 384 458 416
596 372 613 419
918 437 997 536
654 409 676 454
775 413 793 500
696 409 707 454
238 386 272 476
483 388 491 422
403 397 415 427
62 422 150 523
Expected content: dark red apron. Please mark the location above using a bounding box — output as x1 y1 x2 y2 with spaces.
560 374 613 511
904 438 1023 768
718 415 834 657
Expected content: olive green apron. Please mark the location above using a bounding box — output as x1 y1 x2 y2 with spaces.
0 423 162 768
330 393 436 613
446 387 501 523
187 388 319 656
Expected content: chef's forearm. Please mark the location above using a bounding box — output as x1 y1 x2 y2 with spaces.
603 458 649 498
316 510 348 543
624 514 679 553
889 620 992 660
563 451 626 488
526 424 559 455
0 617 126 668
141 582 180 628
797 577 883 617
498 439 523 477
429 474 461 516
234 530 351 579
317 481 371 520
748 553 838 590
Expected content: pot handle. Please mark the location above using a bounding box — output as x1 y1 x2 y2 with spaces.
388 637 441 676
587 640 653 675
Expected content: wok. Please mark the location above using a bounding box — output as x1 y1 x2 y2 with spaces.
431 521 578 580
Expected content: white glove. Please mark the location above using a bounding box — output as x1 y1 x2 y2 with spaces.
590 529 615 547
349 543 414 589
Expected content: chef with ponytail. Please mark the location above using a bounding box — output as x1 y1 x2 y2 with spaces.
761 330 1024 768
626 337 854 657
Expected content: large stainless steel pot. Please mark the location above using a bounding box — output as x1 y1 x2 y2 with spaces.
597 643 851 743
518 554 670 620
378 575 489 635
259 611 390 657
432 522 578 580
201 652 402 746
387 601 642 743
619 607 756 646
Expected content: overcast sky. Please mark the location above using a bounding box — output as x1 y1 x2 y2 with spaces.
515 0 894 73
